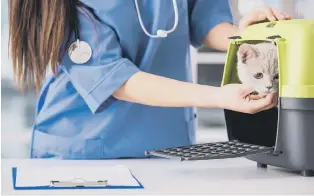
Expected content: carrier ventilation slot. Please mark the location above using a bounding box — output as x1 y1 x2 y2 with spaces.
145 140 274 161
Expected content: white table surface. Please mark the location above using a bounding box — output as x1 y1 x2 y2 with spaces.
2 157 314 195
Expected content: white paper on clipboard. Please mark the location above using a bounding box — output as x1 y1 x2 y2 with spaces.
15 165 140 187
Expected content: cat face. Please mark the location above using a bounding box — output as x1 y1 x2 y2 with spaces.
237 43 279 94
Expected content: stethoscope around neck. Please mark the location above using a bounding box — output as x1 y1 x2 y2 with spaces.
68 0 179 64
134 0 179 38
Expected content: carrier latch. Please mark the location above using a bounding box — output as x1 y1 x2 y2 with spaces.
145 140 274 161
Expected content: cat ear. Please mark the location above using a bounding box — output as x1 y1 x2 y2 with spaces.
237 44 257 64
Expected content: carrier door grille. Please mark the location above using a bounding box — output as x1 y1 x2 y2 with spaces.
145 140 274 161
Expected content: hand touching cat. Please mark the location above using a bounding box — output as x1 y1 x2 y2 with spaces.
215 84 278 114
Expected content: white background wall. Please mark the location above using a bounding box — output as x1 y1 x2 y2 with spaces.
1 0 35 158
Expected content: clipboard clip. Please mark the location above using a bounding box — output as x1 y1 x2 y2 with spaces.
50 178 108 187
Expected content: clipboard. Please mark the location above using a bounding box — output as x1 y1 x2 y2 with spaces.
12 167 144 190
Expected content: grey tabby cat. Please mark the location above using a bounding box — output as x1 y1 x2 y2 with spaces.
237 42 279 94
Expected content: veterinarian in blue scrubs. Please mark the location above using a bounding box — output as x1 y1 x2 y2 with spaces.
10 0 280 159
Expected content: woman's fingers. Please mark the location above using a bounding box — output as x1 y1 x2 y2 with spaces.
285 14 292 19
239 5 292 30
222 84 278 114
258 94 278 112
239 86 255 97
246 93 278 114
270 7 289 20
262 6 277 21
261 6 290 21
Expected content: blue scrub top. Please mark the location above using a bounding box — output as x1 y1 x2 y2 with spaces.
31 0 233 159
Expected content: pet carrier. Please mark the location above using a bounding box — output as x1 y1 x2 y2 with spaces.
146 19 314 177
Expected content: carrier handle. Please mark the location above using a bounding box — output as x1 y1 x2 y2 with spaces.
267 35 282 40
228 36 242 40
266 22 277 28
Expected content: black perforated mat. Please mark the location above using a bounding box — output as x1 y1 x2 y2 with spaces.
145 140 274 161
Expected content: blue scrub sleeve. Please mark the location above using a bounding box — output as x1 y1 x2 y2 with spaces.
61 7 140 114
188 0 234 48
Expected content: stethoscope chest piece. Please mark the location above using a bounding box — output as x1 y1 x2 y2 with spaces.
68 39 92 64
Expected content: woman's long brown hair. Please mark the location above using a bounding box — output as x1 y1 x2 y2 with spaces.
9 0 96 92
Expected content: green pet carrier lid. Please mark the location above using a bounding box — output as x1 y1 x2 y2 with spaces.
222 19 314 98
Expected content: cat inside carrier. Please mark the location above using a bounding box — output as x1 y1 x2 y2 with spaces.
145 19 314 177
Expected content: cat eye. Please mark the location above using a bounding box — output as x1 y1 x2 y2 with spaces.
274 73 279 80
254 73 263 79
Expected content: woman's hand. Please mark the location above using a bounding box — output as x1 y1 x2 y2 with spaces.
115 72 277 114
239 5 291 30
202 6 291 51
214 84 278 114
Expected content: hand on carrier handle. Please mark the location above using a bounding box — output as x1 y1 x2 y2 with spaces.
239 5 291 30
